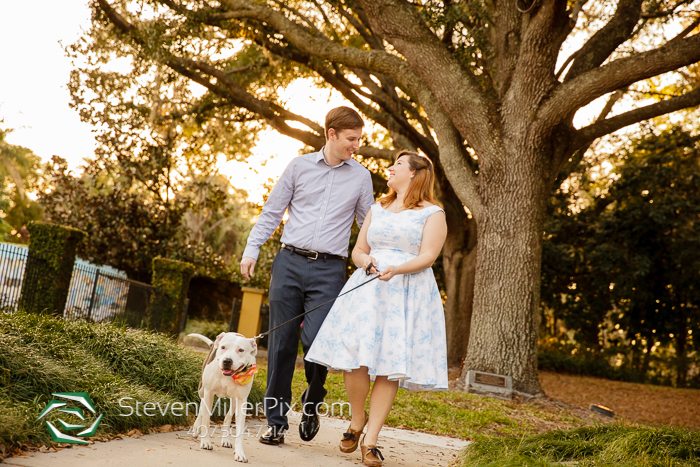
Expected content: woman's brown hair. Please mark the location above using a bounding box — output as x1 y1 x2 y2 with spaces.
379 150 441 210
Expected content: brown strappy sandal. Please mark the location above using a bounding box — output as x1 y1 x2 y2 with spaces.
339 410 368 453
360 434 385 467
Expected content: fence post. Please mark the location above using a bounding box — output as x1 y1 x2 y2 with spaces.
86 270 101 321
228 297 241 332
149 257 195 337
19 222 86 316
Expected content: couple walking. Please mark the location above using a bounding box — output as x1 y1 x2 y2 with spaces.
240 107 448 466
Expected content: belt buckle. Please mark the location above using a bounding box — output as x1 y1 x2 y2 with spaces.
309 250 319 260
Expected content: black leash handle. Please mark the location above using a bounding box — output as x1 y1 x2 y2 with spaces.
253 263 379 340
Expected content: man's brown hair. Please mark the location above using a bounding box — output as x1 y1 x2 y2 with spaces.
325 106 364 139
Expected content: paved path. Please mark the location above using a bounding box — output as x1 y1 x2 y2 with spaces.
7 412 468 467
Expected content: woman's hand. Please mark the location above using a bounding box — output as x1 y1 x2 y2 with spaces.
379 265 399 281
362 255 378 275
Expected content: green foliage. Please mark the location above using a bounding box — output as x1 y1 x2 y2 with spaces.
39 155 254 283
459 425 700 467
62 0 307 285
19 222 86 315
0 126 44 243
184 318 230 341
542 127 700 387
538 348 645 384
0 311 264 450
150 257 196 336
39 156 185 283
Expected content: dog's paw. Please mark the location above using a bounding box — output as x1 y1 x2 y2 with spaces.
233 449 248 463
221 438 233 448
200 439 213 450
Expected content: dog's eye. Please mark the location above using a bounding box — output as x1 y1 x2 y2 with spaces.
237 348 244 353
221 346 226 349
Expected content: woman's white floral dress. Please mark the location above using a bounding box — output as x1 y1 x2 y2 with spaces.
305 202 449 390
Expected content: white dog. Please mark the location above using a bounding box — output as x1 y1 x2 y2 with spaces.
189 332 258 463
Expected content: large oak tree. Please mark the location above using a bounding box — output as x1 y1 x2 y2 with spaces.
78 0 700 394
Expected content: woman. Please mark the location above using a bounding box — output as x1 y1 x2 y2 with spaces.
306 150 448 466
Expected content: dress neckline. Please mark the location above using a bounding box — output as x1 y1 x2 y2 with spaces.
378 203 436 214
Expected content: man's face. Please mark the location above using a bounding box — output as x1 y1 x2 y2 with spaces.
327 127 363 161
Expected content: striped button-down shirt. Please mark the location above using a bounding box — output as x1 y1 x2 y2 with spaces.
242 149 375 260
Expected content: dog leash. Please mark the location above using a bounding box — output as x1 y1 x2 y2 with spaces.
253 264 380 341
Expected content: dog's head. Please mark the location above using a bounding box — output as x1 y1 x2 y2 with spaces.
206 332 257 377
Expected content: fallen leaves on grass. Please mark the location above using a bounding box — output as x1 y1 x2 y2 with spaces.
539 371 700 428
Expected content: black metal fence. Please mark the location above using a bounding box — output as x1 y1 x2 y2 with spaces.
64 263 154 327
1 243 154 328
0 243 28 310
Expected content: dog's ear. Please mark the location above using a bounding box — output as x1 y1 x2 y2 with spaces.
199 335 220 392
248 338 258 361
203 334 221 371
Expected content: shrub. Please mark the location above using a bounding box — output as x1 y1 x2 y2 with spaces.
0 312 264 450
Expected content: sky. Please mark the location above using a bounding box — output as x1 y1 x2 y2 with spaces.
0 1 95 167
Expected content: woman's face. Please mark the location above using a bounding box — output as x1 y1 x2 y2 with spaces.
387 155 415 192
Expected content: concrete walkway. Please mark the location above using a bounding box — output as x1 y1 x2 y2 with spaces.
7 411 468 467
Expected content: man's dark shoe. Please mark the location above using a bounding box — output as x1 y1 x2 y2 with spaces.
299 412 320 441
259 426 285 445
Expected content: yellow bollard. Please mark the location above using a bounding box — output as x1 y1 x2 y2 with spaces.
237 287 266 338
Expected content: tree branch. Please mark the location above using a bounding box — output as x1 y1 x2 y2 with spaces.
668 15 700 45
223 0 482 209
354 146 394 159
541 33 700 132
102 0 482 209
329 1 384 50
161 0 440 160
641 0 694 18
563 0 644 82
96 0 326 149
354 0 501 160
255 36 438 156
573 85 700 149
555 87 627 180
272 0 326 37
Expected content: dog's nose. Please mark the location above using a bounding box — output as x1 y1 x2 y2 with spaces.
222 358 233 368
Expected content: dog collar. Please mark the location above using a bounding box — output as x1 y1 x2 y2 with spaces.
232 364 258 385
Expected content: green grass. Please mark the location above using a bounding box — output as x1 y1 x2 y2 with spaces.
459 425 700 466
251 362 586 442
0 311 264 450
183 318 229 341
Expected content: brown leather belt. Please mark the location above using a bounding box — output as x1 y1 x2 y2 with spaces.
281 243 346 261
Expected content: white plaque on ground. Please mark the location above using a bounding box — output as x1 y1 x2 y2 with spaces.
465 370 513 399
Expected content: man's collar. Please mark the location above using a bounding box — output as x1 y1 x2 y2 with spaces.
317 146 349 168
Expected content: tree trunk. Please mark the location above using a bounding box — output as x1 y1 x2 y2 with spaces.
442 196 477 367
641 337 654 377
459 148 549 396
676 309 687 387
433 165 477 368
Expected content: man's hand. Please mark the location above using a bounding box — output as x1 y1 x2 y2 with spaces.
240 257 257 280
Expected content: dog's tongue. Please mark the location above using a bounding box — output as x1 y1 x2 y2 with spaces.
222 369 235 376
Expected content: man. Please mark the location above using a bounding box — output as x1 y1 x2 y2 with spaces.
240 106 374 445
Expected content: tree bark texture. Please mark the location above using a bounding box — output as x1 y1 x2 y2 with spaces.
458 145 551 395
441 185 477 367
